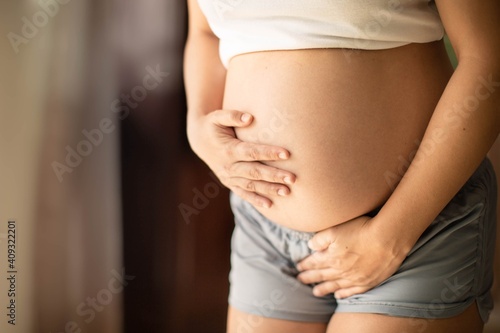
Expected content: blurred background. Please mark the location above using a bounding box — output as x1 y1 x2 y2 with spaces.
0 1 498 332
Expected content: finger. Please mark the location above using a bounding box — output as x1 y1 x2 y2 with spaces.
296 250 338 271
297 268 342 285
229 177 290 197
296 253 322 271
334 286 369 299
230 187 273 209
230 161 296 185
311 280 351 297
307 228 337 251
311 279 359 297
211 109 254 128
230 140 291 162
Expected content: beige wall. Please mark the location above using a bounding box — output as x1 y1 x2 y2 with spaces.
0 1 48 331
0 1 122 332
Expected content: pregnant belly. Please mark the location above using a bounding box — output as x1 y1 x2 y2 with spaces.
224 42 453 232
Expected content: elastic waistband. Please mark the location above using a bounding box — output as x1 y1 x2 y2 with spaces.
230 192 315 241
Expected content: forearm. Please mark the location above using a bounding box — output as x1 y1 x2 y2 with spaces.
183 31 226 138
377 59 500 253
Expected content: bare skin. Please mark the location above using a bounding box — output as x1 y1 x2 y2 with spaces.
185 0 500 332
225 42 453 232
227 302 483 333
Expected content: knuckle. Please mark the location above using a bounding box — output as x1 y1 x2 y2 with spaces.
272 172 283 183
245 180 256 191
315 238 326 247
247 147 259 160
262 147 276 158
312 253 323 265
329 280 339 287
231 111 241 123
248 167 262 180
263 147 275 159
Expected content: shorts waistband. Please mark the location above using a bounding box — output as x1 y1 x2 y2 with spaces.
230 192 315 241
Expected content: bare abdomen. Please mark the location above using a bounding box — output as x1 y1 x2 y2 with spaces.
224 42 453 231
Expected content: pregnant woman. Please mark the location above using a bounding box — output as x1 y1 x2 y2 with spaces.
184 1 500 332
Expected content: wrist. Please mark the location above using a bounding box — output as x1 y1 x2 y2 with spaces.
369 213 418 259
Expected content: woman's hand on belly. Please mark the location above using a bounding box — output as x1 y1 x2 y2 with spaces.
296 214 408 298
187 108 296 208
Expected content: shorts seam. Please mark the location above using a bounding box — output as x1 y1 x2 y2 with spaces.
229 299 332 323
337 299 473 310
336 298 476 319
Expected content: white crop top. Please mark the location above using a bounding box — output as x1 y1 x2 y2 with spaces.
197 0 445 67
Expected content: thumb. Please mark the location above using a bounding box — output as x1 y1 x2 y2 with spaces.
308 228 336 251
212 109 253 128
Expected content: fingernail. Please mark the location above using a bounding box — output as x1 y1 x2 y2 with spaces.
262 201 271 209
278 152 288 159
278 189 287 196
241 113 251 122
283 176 292 184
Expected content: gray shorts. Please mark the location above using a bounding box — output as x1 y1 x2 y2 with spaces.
228 158 497 323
